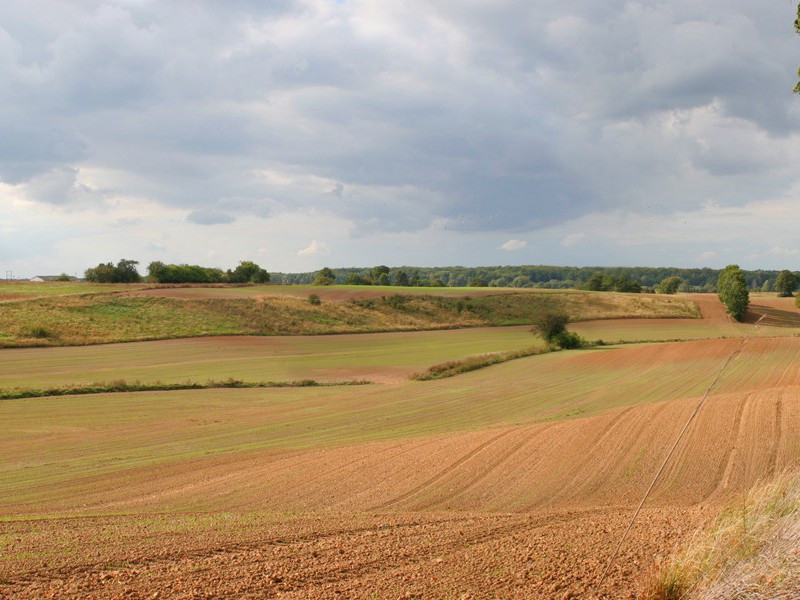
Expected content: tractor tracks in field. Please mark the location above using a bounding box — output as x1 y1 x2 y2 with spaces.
369 427 520 511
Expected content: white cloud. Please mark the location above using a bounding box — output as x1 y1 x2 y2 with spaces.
500 239 527 251
298 239 330 257
560 232 585 247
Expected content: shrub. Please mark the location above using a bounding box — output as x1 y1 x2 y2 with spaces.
28 326 55 339
532 311 570 342
308 294 321 306
384 294 407 309
552 331 584 349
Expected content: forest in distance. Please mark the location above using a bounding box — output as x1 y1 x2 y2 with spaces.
275 264 797 292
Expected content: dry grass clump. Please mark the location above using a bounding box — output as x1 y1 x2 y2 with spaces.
642 469 800 599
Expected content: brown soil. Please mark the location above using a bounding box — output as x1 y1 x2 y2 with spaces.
0 508 707 599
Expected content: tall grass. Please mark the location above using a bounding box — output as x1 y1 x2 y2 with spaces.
0 291 699 348
0 378 370 400
641 469 800 599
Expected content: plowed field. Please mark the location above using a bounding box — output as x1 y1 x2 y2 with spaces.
3 295 800 598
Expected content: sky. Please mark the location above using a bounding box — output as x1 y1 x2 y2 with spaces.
1 0 799 278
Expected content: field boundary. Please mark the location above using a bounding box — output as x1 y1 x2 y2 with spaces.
0 378 371 400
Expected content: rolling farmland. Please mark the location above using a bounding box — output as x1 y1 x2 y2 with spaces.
3 288 800 597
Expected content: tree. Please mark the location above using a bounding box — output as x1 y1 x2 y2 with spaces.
393 269 410 286
775 270 799 297
656 276 682 294
761 279 772 292
469 277 488 287
718 265 749 321
84 259 141 283
531 311 584 349
795 3 800 93
344 273 369 285
370 265 390 285
313 267 336 286
532 311 570 343
228 261 270 284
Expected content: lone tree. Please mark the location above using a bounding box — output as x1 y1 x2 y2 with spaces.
775 270 799 297
532 311 584 349
718 264 749 321
656 276 682 295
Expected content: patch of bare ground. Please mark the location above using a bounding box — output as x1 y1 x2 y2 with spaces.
0 508 709 599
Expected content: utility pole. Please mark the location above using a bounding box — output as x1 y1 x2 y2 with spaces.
4 270 11 281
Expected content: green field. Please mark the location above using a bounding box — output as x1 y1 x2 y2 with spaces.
0 326 541 389
0 282 148 299
8 336 799 513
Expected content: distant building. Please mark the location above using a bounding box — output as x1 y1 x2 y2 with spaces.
29 275 78 282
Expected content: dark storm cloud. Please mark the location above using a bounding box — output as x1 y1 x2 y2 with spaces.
0 0 797 235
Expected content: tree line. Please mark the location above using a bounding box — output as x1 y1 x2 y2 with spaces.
275 265 800 293
84 259 270 284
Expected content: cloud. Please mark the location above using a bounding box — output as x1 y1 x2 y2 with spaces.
186 209 236 225
0 1 799 271
560 233 585 247
500 239 527 251
298 239 330 256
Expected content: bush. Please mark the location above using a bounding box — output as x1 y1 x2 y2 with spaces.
308 294 321 306
532 311 570 342
384 294 407 309
28 326 55 339
552 331 584 349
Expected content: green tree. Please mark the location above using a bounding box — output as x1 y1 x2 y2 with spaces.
532 311 570 343
761 279 772 292
313 267 336 286
718 265 749 321
775 270 799 297
370 265 390 285
795 3 800 93
344 273 369 285
393 269 410 286
469 277 488 287
656 276 682 294
85 259 141 283
228 261 270 284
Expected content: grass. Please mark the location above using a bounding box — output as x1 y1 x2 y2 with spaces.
411 345 552 380
0 282 149 300
0 290 699 348
6 337 798 513
0 378 369 400
642 468 800 598
0 326 541 389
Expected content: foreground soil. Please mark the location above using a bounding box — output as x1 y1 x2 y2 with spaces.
1 507 709 599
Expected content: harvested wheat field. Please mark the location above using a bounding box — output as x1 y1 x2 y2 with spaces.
4 301 800 599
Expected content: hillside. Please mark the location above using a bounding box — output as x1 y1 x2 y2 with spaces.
0 287 697 347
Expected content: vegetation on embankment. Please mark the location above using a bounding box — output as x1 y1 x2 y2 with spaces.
642 468 800 599
0 290 698 347
0 378 369 400
412 346 551 380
